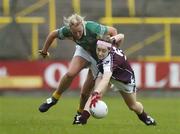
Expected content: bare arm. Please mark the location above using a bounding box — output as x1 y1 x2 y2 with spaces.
40 30 58 56
106 27 124 48
106 26 118 37
94 72 112 96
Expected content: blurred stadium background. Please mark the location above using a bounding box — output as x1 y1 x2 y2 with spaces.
0 0 180 91
0 0 180 134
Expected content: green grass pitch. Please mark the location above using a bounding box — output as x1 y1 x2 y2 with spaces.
0 95 180 134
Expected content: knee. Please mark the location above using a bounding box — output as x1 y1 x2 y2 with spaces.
65 72 77 79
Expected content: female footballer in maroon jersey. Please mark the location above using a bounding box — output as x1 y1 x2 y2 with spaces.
78 39 157 126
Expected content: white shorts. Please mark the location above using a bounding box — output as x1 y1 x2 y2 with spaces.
73 45 98 79
110 78 136 93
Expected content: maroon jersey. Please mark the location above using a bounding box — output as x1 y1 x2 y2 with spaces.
97 47 135 84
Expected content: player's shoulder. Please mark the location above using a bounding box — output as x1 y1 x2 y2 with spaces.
111 47 124 53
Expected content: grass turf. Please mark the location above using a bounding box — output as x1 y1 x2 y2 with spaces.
0 96 179 134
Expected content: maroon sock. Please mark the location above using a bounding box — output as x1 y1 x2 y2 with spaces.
79 110 90 124
137 110 148 123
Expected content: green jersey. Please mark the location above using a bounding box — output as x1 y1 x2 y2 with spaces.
57 21 108 60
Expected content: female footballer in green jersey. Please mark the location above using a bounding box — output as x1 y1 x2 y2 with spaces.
38 14 122 124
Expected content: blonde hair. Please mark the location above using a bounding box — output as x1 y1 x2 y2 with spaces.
63 14 85 27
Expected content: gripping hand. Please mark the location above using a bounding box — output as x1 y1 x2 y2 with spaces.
90 92 101 108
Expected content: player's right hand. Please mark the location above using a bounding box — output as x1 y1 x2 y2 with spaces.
38 50 50 58
90 92 101 108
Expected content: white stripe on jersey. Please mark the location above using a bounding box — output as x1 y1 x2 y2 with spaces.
102 54 112 73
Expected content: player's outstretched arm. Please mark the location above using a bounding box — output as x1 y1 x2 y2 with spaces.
39 30 58 58
88 72 112 108
94 72 112 96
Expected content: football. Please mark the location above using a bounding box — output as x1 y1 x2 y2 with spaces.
90 100 108 119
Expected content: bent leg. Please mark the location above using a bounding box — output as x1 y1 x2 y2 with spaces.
120 91 156 126
54 56 89 97
120 91 143 114
39 56 89 113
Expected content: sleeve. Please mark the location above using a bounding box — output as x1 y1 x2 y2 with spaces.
87 21 108 38
57 26 72 40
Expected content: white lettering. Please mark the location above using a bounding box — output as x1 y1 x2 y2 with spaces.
0 67 8 77
145 63 167 88
169 63 180 87
44 63 68 88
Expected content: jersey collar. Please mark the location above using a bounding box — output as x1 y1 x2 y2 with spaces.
82 21 87 36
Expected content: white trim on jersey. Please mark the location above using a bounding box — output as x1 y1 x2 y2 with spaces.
102 54 112 73
83 21 87 36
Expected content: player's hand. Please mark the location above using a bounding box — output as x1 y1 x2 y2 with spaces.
38 50 50 58
90 92 101 108
110 34 124 48
109 38 116 45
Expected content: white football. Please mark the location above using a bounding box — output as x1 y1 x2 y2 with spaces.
90 100 108 119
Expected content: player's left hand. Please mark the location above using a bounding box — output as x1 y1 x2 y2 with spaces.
109 37 116 45
90 92 101 108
